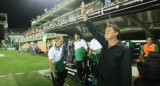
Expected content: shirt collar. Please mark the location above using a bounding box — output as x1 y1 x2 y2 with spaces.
106 41 122 50
146 43 153 48
76 39 81 42
115 41 122 46
54 44 60 51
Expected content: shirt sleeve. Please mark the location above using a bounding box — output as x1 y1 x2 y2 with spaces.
121 47 131 86
155 45 159 52
140 45 144 53
90 40 93 49
130 42 135 50
85 20 106 45
74 42 76 50
48 47 54 60
82 39 88 49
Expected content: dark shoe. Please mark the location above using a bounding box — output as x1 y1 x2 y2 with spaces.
75 77 82 83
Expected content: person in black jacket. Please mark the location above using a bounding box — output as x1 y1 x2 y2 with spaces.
81 2 131 86
0 24 5 47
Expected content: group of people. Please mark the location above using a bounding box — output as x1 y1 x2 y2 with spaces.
34 0 70 22
104 0 130 7
48 2 131 86
136 36 159 78
19 28 56 43
47 1 160 86
48 33 101 86
18 44 37 56
22 29 44 41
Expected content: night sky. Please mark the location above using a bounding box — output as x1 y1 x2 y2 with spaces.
0 0 58 29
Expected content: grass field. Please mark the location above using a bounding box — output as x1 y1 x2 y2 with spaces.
0 50 135 86
0 50 49 75
0 50 82 86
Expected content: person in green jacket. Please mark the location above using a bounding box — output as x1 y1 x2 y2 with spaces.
88 38 102 86
124 40 135 60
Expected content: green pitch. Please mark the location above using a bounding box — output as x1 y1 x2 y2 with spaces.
0 50 82 86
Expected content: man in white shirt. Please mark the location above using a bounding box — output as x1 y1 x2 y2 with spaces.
48 36 65 86
74 33 88 82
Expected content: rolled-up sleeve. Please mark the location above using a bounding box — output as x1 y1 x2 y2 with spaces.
48 47 54 60
82 39 88 49
121 48 131 86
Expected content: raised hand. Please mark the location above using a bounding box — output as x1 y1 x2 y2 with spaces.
81 1 86 16
81 1 88 22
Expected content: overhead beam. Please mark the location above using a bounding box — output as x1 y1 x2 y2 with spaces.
63 7 73 11
50 14 59 17
42 19 50 22
123 15 154 39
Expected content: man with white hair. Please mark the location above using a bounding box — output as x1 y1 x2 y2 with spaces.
48 36 66 86
0 25 5 48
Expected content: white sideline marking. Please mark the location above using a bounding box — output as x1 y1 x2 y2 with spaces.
30 71 37 73
37 69 50 75
15 73 24 75
0 69 49 78
0 75 7 77
0 54 5 57
0 66 138 78
38 69 70 86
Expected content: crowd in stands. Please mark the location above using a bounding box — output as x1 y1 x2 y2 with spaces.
9 28 55 42
10 31 25 35
33 0 70 22
22 29 56 41
23 29 44 40
33 0 132 29
7 0 137 45
104 0 130 7
19 0 135 43
28 0 134 40
9 0 134 47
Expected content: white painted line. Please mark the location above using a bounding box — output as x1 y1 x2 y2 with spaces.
30 71 37 73
0 54 5 57
0 75 7 78
38 69 50 75
0 69 49 78
15 73 24 75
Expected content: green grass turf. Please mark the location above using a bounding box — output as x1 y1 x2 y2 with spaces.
0 72 52 86
0 50 49 75
45 72 82 86
0 50 135 86
0 50 86 86
65 75 82 86
0 50 52 86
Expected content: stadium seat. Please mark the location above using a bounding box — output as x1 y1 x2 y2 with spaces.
134 77 160 86
134 52 160 86
65 50 76 69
